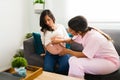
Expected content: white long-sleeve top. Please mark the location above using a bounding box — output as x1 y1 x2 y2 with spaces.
40 24 69 47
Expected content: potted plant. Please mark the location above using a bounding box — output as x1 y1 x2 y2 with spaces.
25 33 33 39
11 57 28 77
33 0 45 14
33 0 45 4
13 49 24 58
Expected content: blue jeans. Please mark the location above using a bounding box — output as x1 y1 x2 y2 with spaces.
44 51 70 75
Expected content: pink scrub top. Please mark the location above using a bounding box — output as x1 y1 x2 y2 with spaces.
72 29 120 66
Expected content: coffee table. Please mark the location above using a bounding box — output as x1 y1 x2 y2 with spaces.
34 71 84 80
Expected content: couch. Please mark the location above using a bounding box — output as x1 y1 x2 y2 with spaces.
23 29 120 80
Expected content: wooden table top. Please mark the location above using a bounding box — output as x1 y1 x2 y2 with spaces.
34 71 84 80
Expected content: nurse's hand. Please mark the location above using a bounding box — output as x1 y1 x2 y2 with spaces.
51 37 64 44
59 47 69 56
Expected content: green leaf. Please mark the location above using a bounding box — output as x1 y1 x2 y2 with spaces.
33 0 45 4
25 33 33 39
14 50 24 58
11 57 28 68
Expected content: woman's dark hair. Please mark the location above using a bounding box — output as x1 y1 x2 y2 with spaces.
40 9 55 32
68 16 88 33
68 15 112 41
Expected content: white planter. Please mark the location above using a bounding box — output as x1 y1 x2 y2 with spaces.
34 3 44 14
14 67 26 77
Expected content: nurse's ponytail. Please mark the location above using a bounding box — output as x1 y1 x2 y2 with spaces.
92 27 113 41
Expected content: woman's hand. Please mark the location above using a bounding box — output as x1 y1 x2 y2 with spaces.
51 36 64 44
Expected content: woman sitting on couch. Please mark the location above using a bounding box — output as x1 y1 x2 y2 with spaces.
39 9 70 75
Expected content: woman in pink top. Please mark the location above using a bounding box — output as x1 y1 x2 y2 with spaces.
51 16 120 79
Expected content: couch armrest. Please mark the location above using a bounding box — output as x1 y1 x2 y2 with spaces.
23 37 44 67
23 37 35 57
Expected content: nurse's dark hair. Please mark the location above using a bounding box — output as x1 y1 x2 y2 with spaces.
68 16 88 33
68 16 112 41
39 9 55 32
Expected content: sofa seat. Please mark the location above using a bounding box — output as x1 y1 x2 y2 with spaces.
85 69 120 80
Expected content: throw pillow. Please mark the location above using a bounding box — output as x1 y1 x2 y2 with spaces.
66 33 73 49
32 32 45 55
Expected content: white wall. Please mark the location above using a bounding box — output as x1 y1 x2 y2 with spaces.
30 0 120 31
89 22 120 29
65 0 120 22
0 0 30 71
29 0 68 32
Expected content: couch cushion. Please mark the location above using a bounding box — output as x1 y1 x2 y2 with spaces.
32 32 45 55
85 69 120 80
70 42 83 52
102 29 120 56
